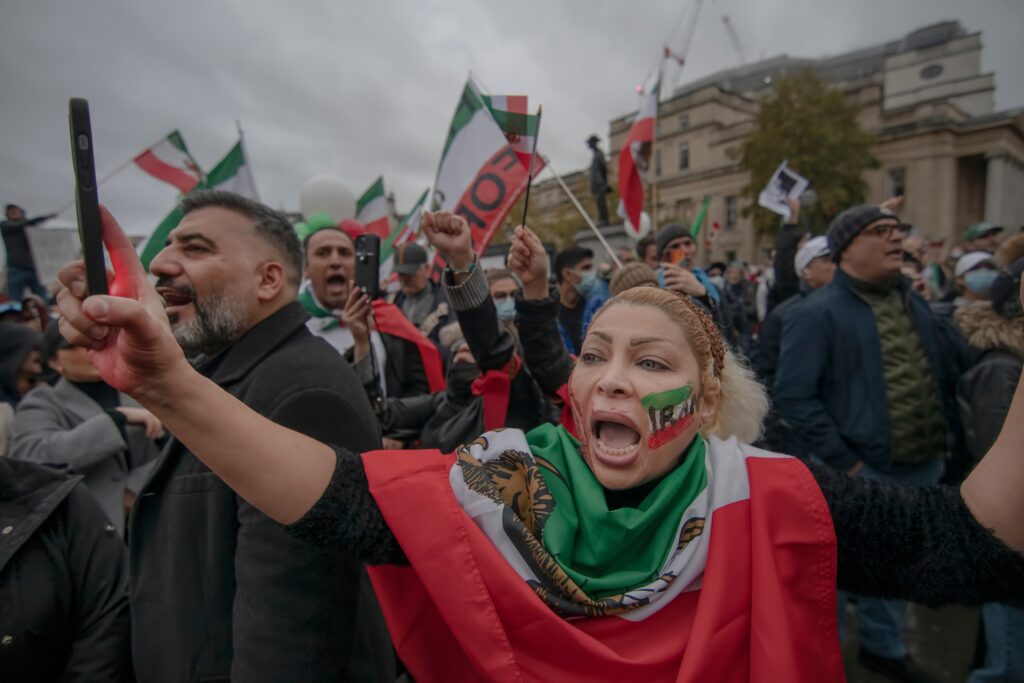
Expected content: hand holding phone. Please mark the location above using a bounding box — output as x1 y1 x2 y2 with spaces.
68 97 107 295
354 234 381 300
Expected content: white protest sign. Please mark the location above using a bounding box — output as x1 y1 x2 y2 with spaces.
26 226 82 291
757 161 810 221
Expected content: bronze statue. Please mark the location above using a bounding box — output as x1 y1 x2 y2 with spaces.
587 135 610 226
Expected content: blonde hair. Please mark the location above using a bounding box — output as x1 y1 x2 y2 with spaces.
588 287 768 443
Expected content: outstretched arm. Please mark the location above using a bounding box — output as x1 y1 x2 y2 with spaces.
56 207 336 525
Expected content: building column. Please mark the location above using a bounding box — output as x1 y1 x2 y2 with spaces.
984 153 1007 225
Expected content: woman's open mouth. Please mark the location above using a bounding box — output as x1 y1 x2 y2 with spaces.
590 412 641 467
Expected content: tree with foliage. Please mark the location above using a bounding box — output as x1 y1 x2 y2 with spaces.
741 69 877 236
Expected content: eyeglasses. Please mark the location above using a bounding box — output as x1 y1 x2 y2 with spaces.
861 221 910 239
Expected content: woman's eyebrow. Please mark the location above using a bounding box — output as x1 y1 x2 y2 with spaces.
630 336 670 347
589 330 612 343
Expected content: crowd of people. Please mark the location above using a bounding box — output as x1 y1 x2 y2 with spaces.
1 188 1022 682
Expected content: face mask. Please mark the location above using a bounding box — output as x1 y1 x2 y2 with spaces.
574 269 599 298
964 269 998 296
446 362 481 396
494 297 516 322
708 275 725 291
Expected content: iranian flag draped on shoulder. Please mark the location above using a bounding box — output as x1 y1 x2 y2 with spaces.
425 78 543 276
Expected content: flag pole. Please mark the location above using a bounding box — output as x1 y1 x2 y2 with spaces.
650 56 665 237
546 161 623 268
52 131 182 216
519 105 542 225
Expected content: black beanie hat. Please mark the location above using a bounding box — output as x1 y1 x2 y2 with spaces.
826 205 898 262
655 223 692 260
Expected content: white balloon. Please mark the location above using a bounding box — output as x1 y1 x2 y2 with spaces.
624 211 652 240
299 176 356 221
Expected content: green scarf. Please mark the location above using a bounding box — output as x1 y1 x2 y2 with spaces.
526 424 707 599
297 284 340 330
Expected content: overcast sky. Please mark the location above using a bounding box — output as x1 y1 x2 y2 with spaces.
1 0 1021 238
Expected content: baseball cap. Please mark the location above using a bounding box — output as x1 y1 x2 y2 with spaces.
954 251 996 278
963 222 1003 242
794 236 831 274
394 243 428 275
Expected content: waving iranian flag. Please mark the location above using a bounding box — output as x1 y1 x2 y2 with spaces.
356 176 391 239
380 188 428 280
618 77 659 236
133 131 202 194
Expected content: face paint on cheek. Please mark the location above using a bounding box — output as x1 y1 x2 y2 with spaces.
641 384 699 449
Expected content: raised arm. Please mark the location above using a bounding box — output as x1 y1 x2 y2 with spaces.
56 207 336 525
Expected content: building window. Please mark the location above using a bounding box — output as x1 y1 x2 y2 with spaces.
887 167 906 198
679 142 690 171
655 149 662 177
726 250 737 263
725 196 737 231
679 113 690 130
920 64 944 80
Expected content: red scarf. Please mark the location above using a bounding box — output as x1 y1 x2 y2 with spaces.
371 300 445 392
470 355 522 432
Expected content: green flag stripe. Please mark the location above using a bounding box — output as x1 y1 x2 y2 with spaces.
380 188 428 262
140 205 185 270
691 196 712 239
205 142 245 186
640 385 693 411
482 100 539 137
356 176 385 213
440 82 485 161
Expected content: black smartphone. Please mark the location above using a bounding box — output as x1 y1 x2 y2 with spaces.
354 234 381 299
68 97 107 295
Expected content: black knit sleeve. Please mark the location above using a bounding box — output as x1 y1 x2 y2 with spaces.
284 448 408 566
809 462 1024 606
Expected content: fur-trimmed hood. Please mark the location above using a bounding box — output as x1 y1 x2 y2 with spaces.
955 301 1024 358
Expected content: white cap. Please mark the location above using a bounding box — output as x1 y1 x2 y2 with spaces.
794 236 831 274
955 251 995 277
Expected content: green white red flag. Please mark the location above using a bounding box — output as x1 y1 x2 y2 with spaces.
132 131 202 194
139 139 259 270
356 176 391 240
481 95 539 169
427 78 543 279
618 77 660 236
380 188 428 280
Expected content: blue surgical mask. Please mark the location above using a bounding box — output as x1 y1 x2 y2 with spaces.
494 297 516 322
964 269 998 295
574 269 599 298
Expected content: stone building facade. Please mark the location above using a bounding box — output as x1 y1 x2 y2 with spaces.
532 21 1024 265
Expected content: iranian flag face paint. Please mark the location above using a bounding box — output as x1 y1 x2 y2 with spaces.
642 384 699 449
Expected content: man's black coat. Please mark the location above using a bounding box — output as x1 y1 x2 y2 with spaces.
129 302 394 682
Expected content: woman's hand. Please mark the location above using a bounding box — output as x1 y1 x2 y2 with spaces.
508 225 548 300
342 287 373 363
422 210 474 271
55 206 191 404
116 406 165 439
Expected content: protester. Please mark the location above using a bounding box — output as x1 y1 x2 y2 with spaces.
955 251 999 307
774 204 965 681
10 323 163 535
608 261 658 296
655 222 720 302
765 198 805 312
723 261 757 354
0 322 41 456
487 267 520 331
299 224 430 400
55 207 1024 682
963 222 1002 254
956 258 1024 683
92 192 394 681
613 245 636 266
387 241 453 340
751 235 834 452
2 204 55 299
635 234 658 269
552 244 598 354
0 457 132 680
705 261 727 292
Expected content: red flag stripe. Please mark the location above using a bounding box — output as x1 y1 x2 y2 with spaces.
133 150 199 194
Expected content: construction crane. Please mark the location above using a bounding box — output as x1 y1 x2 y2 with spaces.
722 15 747 66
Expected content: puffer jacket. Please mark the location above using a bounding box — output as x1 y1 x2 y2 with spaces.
955 302 1024 460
